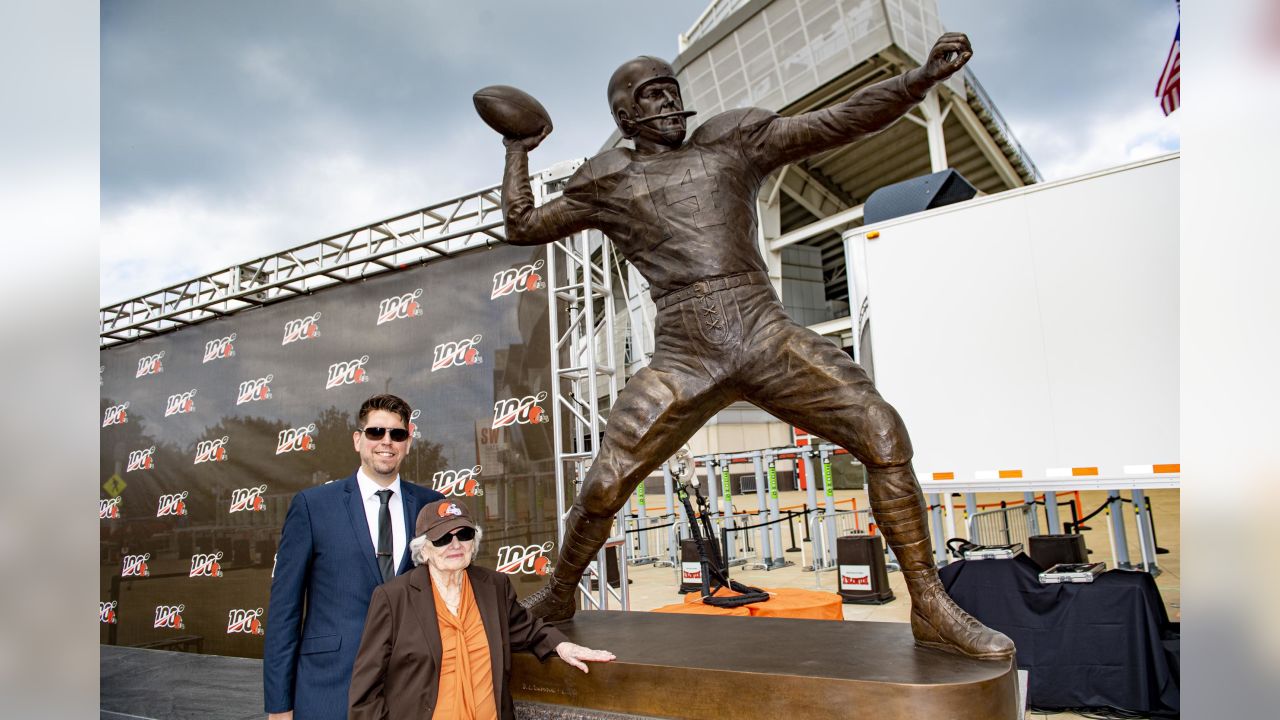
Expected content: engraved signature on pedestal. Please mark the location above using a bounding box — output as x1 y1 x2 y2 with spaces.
520 682 577 697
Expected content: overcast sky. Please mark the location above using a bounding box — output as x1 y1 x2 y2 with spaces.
101 0 1182 306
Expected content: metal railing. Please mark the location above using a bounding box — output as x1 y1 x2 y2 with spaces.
967 503 1038 547
803 509 863 572
623 513 679 568
679 0 750 51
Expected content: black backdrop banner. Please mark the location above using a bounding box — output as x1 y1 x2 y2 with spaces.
100 244 560 659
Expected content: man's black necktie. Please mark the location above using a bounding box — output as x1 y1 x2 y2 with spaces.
375 489 394 582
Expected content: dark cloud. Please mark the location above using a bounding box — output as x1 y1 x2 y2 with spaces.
102 0 704 208
938 1 1180 140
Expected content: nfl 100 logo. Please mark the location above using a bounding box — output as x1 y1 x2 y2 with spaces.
226 608 264 635
153 604 185 629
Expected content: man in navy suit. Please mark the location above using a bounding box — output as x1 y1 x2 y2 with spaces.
264 394 445 720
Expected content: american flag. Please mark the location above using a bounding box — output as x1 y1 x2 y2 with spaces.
1155 2 1180 115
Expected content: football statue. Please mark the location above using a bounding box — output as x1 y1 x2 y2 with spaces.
479 33 1013 661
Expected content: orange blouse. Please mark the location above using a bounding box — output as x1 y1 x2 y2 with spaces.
432 574 498 719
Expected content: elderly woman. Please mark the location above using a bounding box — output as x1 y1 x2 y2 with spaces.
349 499 614 719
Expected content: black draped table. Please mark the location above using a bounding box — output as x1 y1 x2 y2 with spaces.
939 555 1179 716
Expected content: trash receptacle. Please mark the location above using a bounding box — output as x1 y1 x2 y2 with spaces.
836 534 894 604
678 538 722 594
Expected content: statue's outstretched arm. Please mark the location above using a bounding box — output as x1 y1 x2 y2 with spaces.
745 32 973 172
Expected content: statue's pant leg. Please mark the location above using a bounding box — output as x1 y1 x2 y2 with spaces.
742 320 1014 659
523 359 733 620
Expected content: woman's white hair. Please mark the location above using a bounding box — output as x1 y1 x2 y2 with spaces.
410 526 483 566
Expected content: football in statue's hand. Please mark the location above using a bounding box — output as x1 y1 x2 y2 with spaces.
473 85 553 140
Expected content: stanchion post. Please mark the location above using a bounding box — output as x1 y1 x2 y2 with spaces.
1107 490 1132 568
819 445 839 568
663 462 685 539
750 451 772 565
634 478 649 560
819 443 839 543
1022 491 1040 536
1131 488 1159 573
765 451 785 567
620 491 635 567
703 455 721 519
818 444 838 514
1146 496 1169 553
800 447 823 567
964 492 977 539
718 454 734 563
928 493 947 564
940 482 958 544
668 523 682 584
1043 490 1060 535
801 447 820 512
786 509 801 552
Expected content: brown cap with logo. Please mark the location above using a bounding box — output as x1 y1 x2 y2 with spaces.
416 499 477 541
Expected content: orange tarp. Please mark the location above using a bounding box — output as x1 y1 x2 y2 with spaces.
652 587 842 621
649 600 751 616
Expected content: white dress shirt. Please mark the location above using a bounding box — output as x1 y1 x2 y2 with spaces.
356 469 406 576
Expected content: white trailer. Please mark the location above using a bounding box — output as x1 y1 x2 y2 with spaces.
844 153 1179 486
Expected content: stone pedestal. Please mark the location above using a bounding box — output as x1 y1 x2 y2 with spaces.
513 610 1019 720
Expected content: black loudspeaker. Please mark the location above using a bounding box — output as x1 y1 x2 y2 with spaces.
863 169 979 226
1027 534 1088 570
836 534 895 604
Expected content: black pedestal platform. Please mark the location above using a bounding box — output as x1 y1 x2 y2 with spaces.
101 611 1020 720
514 610 1020 720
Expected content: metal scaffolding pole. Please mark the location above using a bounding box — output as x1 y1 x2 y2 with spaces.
537 160 625 610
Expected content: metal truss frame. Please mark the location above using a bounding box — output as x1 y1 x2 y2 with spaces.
536 161 626 611
100 185 506 346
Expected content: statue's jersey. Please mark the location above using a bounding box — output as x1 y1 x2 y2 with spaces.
561 110 771 293
502 75 922 295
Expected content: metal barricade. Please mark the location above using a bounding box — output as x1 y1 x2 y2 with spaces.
624 513 677 567
804 508 893 588
967 503 1037 546
798 504 880 571
582 534 629 612
803 509 857 573
832 508 873 537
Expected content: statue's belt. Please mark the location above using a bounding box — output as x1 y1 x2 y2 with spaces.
653 271 770 311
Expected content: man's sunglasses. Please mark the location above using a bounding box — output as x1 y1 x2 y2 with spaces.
360 426 410 442
430 527 476 547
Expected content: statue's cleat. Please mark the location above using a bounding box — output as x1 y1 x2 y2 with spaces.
519 583 577 623
905 571 1015 660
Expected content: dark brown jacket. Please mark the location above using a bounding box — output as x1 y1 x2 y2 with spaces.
348 564 567 719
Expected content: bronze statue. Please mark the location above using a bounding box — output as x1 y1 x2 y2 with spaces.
484 33 1013 660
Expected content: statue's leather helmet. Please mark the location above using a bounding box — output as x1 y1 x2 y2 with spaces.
608 55 680 138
